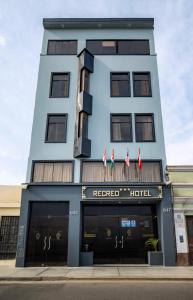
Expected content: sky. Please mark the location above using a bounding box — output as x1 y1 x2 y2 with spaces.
0 0 193 184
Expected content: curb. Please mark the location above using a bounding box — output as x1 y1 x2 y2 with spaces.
1 276 193 282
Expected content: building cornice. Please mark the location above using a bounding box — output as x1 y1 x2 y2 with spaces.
43 18 154 30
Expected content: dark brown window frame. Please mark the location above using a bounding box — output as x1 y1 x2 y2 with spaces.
133 72 152 97
135 113 155 142
45 114 68 143
49 72 70 98
110 113 133 143
47 40 77 55
86 39 150 55
110 72 131 97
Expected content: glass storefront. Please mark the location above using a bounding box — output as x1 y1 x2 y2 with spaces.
82 204 158 264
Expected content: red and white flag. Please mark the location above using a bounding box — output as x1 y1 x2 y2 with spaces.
138 147 142 170
103 147 107 167
125 149 130 167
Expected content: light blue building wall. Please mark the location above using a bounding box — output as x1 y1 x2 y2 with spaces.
26 27 166 183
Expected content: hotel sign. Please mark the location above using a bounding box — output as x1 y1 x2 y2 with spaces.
82 186 162 200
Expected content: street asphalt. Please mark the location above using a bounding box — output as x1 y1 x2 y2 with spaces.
0 281 193 300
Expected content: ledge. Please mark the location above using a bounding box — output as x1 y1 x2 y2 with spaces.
43 18 154 30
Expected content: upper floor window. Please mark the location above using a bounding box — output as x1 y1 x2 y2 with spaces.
47 40 77 55
135 114 155 142
133 72 152 97
111 114 132 142
111 73 130 97
118 40 150 55
81 161 161 183
86 40 150 55
45 114 67 143
50 73 70 98
32 161 73 183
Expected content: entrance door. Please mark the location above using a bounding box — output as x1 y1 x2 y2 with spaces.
26 202 69 266
83 205 157 264
186 216 193 265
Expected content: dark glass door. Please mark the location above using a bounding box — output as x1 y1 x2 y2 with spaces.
83 205 157 264
26 202 69 266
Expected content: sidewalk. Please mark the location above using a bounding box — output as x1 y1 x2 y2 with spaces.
1 262 193 281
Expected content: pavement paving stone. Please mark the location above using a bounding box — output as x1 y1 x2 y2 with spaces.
65 267 94 278
92 267 119 278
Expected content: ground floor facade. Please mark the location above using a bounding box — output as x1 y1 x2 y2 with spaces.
168 165 193 266
0 186 21 260
16 184 176 267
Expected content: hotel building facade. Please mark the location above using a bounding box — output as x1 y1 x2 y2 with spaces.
16 18 176 267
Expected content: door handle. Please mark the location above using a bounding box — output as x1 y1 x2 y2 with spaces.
43 236 47 251
121 235 124 248
114 236 118 248
48 236 51 251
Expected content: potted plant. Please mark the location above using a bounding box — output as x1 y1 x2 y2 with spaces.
145 238 163 266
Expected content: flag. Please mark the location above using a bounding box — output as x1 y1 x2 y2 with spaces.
103 147 107 167
138 147 142 170
125 149 130 167
110 149 115 175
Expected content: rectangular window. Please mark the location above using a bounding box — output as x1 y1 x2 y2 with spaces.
81 161 161 183
111 114 132 142
47 40 77 55
46 114 67 143
32 161 73 182
86 40 117 55
86 40 150 55
111 73 130 97
0 216 19 259
135 114 155 142
118 40 150 55
50 73 70 98
133 72 152 97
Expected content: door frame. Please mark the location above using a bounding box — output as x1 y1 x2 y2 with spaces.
25 201 69 267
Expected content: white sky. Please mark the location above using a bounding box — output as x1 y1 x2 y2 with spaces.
0 0 193 184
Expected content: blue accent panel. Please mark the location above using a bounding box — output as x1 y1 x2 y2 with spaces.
78 49 94 73
79 91 93 115
77 137 91 157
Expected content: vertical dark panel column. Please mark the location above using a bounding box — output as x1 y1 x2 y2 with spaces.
74 49 94 158
160 185 176 266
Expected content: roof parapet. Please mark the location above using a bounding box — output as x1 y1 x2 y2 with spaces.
43 18 154 30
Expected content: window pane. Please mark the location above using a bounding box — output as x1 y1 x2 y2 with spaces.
33 163 44 182
112 115 132 141
136 115 154 142
86 40 116 54
51 73 69 97
133 73 151 97
49 115 66 123
111 73 130 97
112 74 129 80
48 40 77 55
118 40 150 55
52 74 69 81
112 115 130 123
46 115 67 142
